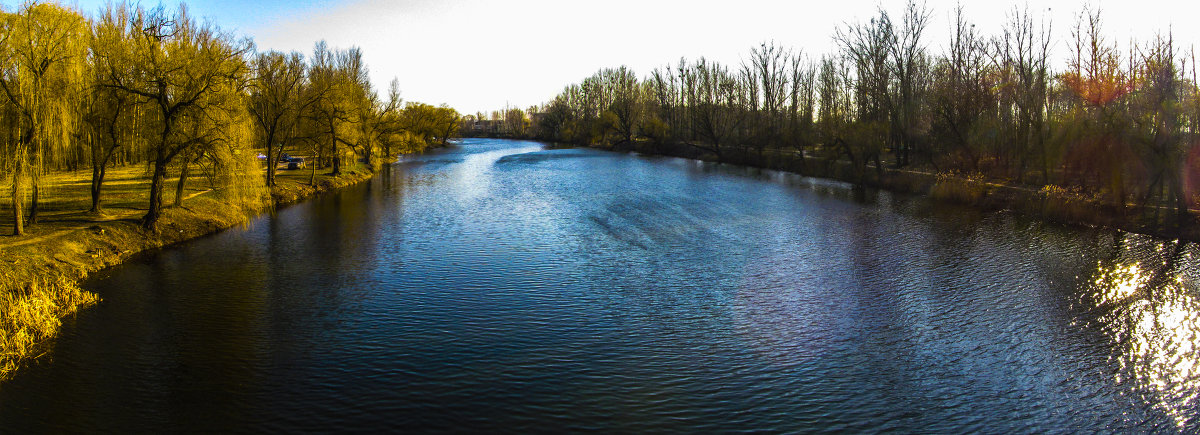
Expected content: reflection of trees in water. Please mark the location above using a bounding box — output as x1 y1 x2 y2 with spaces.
1085 235 1199 429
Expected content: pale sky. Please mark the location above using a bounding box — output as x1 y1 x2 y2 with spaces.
18 0 1200 115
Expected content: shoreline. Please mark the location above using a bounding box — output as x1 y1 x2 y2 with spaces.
640 142 1200 241
0 167 376 381
501 134 1200 242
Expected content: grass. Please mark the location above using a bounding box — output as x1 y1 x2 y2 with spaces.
0 276 98 378
0 162 374 381
1037 184 1107 226
929 171 990 204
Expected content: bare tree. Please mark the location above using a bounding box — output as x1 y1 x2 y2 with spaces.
745 41 792 160
684 58 744 161
930 4 992 170
888 1 932 167
787 53 817 164
1129 34 1186 220
992 6 1052 181
836 8 894 177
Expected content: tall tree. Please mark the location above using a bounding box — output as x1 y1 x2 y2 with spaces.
249 50 309 187
1129 34 1186 220
745 41 791 158
685 58 744 161
78 56 137 213
93 4 252 229
301 41 365 177
787 53 816 163
837 8 895 177
929 4 993 170
887 1 931 167
993 6 1052 181
0 2 88 234
1061 7 1132 206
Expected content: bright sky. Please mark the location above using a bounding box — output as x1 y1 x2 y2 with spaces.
15 0 1200 115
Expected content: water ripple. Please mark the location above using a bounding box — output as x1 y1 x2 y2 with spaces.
0 139 1196 433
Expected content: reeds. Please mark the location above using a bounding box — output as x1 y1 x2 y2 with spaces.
0 276 99 380
930 171 989 204
1039 184 1104 225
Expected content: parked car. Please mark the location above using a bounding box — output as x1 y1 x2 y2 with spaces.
287 157 306 170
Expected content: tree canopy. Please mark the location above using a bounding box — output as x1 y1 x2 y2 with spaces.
0 1 457 234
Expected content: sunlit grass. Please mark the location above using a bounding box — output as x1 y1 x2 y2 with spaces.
0 276 99 381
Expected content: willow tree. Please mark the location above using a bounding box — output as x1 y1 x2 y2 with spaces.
351 77 416 168
398 102 459 147
0 2 88 235
301 41 365 177
249 50 309 187
80 6 143 214
77 61 133 213
93 5 252 229
375 79 404 157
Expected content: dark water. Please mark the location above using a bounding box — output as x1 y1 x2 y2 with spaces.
2 138 1198 432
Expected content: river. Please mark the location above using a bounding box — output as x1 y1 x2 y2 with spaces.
1 138 1197 432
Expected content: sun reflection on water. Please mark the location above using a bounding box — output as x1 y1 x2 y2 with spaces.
1086 237 1200 428
1093 263 1148 302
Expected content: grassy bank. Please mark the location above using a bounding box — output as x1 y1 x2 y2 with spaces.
0 164 374 381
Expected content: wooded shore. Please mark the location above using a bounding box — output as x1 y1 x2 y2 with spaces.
0 167 375 381
605 139 1200 241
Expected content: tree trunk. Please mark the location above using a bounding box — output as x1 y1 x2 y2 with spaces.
265 130 277 187
142 159 168 230
11 160 24 236
266 149 276 187
331 134 341 176
90 135 103 213
174 158 190 207
330 131 341 176
90 165 105 213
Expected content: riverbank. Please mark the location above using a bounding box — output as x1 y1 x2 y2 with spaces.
601 140 1200 241
0 165 375 380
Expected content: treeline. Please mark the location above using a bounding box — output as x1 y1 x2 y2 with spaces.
1 2 460 235
521 3 1200 224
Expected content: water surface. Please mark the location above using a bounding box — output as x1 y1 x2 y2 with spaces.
1 138 1197 432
